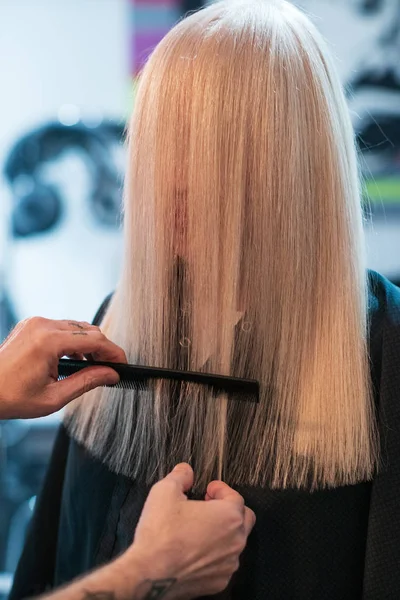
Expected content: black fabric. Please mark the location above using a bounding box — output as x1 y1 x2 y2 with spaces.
9 426 70 599
363 275 400 599
9 271 400 600
54 436 121 587
92 293 112 327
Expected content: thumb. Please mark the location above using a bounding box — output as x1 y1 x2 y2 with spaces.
206 480 245 508
163 463 194 495
51 366 120 408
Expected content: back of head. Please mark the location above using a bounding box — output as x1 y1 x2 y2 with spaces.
65 0 377 491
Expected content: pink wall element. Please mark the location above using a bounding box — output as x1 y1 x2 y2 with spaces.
131 0 181 75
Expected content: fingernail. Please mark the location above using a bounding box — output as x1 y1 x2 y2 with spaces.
173 463 191 471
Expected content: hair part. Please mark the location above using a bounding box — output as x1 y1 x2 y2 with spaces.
65 0 378 491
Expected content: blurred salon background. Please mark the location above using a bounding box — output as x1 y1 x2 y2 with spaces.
0 0 399 595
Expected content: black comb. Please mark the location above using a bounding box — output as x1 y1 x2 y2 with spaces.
58 358 259 402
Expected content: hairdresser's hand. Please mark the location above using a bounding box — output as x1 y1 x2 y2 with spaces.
124 463 256 599
0 317 127 420
43 465 254 600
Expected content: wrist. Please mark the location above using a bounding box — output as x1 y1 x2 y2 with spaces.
115 545 179 600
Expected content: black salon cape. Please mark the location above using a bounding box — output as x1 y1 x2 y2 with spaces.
9 271 400 600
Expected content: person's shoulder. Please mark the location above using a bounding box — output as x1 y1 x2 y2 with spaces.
368 270 400 366
368 270 400 326
367 271 400 394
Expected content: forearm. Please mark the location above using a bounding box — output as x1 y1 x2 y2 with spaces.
41 549 178 600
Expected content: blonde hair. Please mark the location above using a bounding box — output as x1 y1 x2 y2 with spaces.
65 0 378 491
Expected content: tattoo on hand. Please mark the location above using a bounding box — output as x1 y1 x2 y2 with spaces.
69 322 86 330
136 579 177 600
82 579 176 600
72 332 89 336
82 592 114 600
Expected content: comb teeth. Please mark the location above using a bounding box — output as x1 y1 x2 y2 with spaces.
57 375 147 391
113 379 147 390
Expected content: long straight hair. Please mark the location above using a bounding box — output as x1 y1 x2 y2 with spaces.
65 0 378 491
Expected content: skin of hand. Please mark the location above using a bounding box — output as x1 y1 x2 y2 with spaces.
123 463 256 599
0 316 127 419
45 464 255 600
